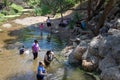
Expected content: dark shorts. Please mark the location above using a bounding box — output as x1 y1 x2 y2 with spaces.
47 23 51 27
44 60 51 67
37 74 44 80
20 50 24 54
33 52 38 60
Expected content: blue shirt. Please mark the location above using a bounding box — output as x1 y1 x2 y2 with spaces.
37 66 46 75
81 21 86 29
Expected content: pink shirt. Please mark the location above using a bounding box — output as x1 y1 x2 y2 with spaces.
32 43 40 52
39 24 44 30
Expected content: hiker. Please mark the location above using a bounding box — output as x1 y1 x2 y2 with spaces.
44 50 55 67
19 45 25 54
46 16 51 27
36 61 47 80
32 40 40 60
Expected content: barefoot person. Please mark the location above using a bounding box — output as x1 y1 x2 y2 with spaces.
32 40 40 60
36 61 47 80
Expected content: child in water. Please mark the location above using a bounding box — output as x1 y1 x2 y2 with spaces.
19 46 25 54
39 23 44 30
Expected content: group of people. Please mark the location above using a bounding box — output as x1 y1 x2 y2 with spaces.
39 16 52 30
19 39 55 80
19 16 56 80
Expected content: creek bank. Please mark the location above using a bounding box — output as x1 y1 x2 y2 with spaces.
63 28 120 80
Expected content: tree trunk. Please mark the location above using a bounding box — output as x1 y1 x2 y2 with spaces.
59 0 63 20
88 0 106 20
95 0 115 35
95 0 105 11
87 0 92 21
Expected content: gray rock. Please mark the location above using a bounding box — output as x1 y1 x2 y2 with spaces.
68 45 87 64
100 67 120 80
83 29 120 80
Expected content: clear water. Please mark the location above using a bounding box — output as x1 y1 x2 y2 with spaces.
0 25 96 80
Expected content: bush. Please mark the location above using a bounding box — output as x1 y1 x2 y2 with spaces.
34 7 42 16
68 20 75 29
0 13 5 17
1 10 8 15
40 4 51 15
10 3 23 12
8 9 17 15
73 12 82 22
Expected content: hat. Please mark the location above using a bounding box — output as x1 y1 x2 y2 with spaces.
50 51 54 54
39 61 45 66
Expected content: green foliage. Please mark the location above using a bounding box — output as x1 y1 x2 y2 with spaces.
7 9 17 15
40 5 51 15
34 7 42 16
68 12 83 29
27 0 40 8
2 0 12 7
40 0 76 15
1 10 8 15
73 12 82 22
68 20 75 29
0 13 5 17
10 3 23 12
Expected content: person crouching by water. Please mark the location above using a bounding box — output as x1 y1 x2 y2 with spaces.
19 45 25 54
32 40 40 60
44 50 54 67
37 61 47 80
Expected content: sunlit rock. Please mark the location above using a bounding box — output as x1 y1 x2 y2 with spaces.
82 60 94 71
68 45 87 64
82 29 120 80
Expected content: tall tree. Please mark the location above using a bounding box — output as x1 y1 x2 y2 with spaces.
95 0 116 35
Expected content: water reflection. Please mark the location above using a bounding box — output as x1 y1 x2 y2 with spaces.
0 26 96 80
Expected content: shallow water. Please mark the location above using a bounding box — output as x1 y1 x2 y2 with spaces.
0 26 96 80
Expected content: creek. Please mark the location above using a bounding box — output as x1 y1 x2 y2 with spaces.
0 25 96 80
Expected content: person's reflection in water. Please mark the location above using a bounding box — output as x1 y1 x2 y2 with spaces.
47 34 51 42
39 23 44 40
40 32 43 39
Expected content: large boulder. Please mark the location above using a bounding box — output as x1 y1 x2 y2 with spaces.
82 29 120 80
68 45 87 64
100 67 120 80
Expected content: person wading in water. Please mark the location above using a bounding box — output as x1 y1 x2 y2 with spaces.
36 61 47 80
44 50 55 67
32 40 40 60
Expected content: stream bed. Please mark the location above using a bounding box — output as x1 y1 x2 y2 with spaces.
0 25 96 80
